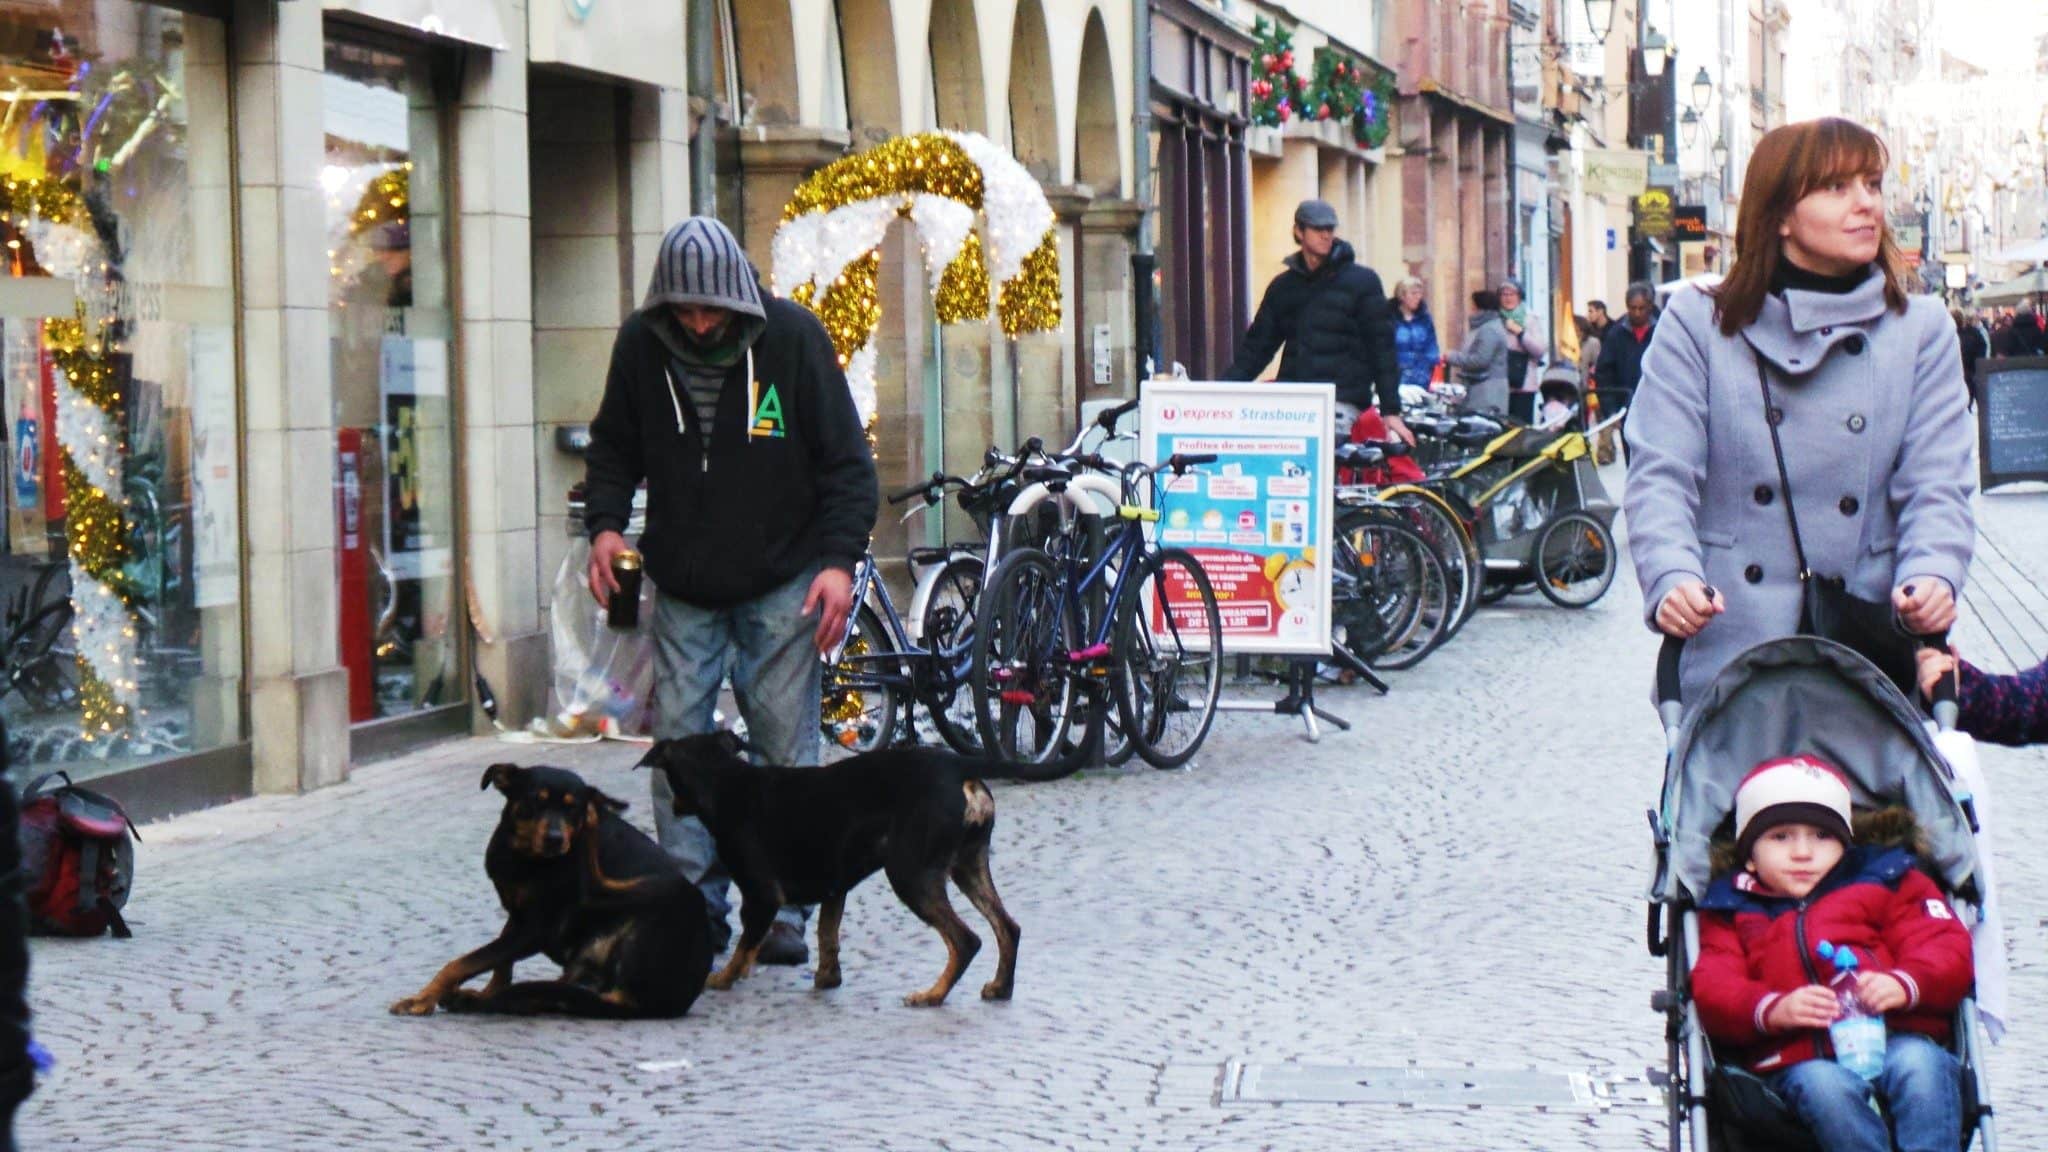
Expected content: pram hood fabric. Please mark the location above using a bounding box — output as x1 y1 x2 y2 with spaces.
1653 636 1978 905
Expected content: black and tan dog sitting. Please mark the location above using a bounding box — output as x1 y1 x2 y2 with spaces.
642 733 1076 1006
391 764 712 1019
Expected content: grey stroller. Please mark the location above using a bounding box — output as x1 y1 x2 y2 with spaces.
1645 635 1999 1151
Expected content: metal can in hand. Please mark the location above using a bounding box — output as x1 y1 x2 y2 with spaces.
608 549 644 629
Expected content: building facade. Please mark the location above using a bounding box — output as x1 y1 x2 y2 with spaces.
0 0 1137 818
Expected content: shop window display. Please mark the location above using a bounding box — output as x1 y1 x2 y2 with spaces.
0 4 240 775
323 35 460 722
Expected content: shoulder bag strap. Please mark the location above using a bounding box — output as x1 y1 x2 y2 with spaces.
1752 346 1811 583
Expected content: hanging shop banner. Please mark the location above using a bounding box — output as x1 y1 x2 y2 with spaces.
1140 380 1333 657
379 335 453 582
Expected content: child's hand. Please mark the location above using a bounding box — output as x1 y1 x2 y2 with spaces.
1855 973 1910 1015
1916 646 1958 701
1764 986 1841 1032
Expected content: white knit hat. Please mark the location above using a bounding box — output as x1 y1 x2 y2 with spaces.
1734 755 1855 858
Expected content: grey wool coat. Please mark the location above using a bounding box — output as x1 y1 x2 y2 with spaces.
1624 274 1977 706
1444 311 1511 413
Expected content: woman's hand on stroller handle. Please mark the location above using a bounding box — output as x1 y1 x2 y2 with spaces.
1893 579 1956 636
1656 580 1724 639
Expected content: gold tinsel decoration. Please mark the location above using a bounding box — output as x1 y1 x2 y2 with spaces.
934 232 990 325
0 176 89 228
45 310 135 737
783 134 984 221
810 251 884 365
998 230 1063 337
350 166 411 235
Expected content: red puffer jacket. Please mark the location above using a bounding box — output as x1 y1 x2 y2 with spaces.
1692 843 1974 1073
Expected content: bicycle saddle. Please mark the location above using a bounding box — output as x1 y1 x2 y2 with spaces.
1021 462 1073 485
1335 443 1386 468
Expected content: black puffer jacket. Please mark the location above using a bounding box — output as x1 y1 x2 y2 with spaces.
1223 240 1402 415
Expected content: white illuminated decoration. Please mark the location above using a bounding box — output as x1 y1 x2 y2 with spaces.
942 130 1054 286
909 194 975 293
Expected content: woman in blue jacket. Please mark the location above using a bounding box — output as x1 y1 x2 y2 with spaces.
1391 277 1441 390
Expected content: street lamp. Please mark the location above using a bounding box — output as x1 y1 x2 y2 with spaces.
1711 135 1730 171
1690 66 1714 113
1642 28 1670 79
1584 0 1616 44
1680 107 1701 147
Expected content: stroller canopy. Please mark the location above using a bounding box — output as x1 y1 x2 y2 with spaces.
1653 637 1979 904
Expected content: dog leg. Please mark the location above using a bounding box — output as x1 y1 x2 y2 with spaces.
441 963 514 1011
887 863 979 1007
951 835 1020 1001
390 931 532 1016
706 898 778 991
814 891 846 991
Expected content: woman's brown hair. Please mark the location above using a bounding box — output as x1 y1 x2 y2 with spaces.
1710 118 1910 335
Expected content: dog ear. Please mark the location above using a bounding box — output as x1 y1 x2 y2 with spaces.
480 763 524 794
589 788 630 814
716 729 751 757
633 741 669 772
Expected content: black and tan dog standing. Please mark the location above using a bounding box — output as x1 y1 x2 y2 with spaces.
641 733 1079 1006
391 764 712 1019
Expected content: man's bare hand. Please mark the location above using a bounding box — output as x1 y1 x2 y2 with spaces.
1383 415 1417 447
804 567 855 657
1764 986 1841 1032
588 531 627 608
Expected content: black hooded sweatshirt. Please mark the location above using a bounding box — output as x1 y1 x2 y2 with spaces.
583 219 878 607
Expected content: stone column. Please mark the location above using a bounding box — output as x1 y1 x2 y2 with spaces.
232 0 348 791
1023 184 1094 443
456 3 547 732
734 126 850 256
1079 199 1142 400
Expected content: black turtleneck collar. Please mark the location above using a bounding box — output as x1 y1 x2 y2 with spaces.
1771 259 1874 297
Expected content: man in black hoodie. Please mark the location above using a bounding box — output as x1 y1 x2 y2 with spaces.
584 217 878 966
1223 199 1407 442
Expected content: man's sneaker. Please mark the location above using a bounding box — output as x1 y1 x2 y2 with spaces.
756 921 809 966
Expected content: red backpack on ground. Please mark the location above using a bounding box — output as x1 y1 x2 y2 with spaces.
18 773 138 938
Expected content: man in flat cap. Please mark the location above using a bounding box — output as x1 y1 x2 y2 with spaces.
1224 198 1407 442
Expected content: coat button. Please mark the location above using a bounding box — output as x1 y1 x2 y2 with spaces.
1745 564 1764 584
1754 484 1774 505
1840 495 1860 516
1844 335 1866 355
1821 327 1834 336
1767 406 1784 427
1847 413 1867 433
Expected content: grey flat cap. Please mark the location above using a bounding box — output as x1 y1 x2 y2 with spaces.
1294 199 1338 229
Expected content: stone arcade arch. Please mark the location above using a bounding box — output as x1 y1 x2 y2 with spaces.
1006 0 1059 185
928 0 987 133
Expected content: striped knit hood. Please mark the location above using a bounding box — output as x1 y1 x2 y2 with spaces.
640 217 768 362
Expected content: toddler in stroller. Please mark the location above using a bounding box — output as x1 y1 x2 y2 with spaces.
1648 636 2000 1152
1693 755 1971 1152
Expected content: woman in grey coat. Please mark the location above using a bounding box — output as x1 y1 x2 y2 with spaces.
1626 118 1974 706
1443 289 1511 413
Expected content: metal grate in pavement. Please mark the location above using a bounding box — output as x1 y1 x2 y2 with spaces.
1219 1060 1662 1109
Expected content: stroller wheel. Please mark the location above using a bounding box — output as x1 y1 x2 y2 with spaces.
1534 511 1616 608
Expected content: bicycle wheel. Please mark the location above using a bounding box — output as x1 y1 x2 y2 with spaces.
822 604 904 752
972 549 1087 765
6 598 77 712
1112 548 1222 769
1534 511 1617 608
1330 509 1448 670
1382 484 1483 636
918 555 985 755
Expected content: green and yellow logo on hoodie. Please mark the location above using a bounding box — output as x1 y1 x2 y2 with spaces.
749 381 785 439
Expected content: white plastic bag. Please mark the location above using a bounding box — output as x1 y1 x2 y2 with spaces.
528 534 658 741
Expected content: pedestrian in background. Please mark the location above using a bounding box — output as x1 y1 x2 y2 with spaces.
1626 117 1974 705
1497 278 1546 419
1585 298 1613 340
1592 282 1658 462
1225 198 1410 443
584 217 879 967
1991 302 2046 357
1953 308 1987 401
1442 289 1511 414
1391 277 1441 392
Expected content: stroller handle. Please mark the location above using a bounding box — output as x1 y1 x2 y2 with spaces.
1657 630 1960 728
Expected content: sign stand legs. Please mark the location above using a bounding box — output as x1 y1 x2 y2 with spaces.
1216 649 1385 743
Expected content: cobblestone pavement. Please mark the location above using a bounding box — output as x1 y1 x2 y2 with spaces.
19 465 2048 1151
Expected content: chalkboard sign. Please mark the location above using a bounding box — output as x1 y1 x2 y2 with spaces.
1977 356 2048 489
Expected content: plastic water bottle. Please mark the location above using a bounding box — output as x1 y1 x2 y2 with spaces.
1817 940 1887 1080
